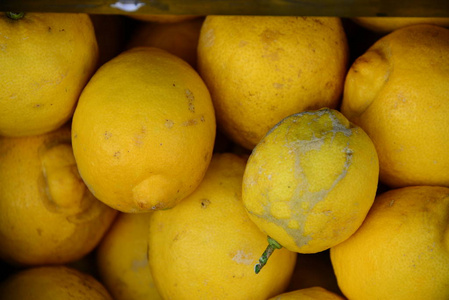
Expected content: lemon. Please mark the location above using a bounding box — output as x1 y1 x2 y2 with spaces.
148 153 297 300
242 108 379 271
72 46 216 212
341 24 449 188
0 12 98 137
0 265 112 300
331 186 449 300
0 125 117 265
126 17 204 67
197 16 349 149
96 212 162 300
352 17 449 33
269 286 345 300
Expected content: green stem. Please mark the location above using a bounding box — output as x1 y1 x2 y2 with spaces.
5 12 25 20
254 236 282 274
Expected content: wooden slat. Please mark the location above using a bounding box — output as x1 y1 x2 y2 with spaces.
1 0 448 17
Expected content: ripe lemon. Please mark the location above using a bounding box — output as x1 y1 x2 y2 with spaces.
0 12 98 137
197 16 349 149
0 265 112 300
330 186 449 300
148 153 297 300
269 286 345 300
0 125 117 266
96 212 162 300
72 47 216 212
126 17 204 67
242 108 379 271
341 24 449 188
352 17 449 33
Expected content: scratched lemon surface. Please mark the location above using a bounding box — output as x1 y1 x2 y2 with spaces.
148 153 296 300
71 47 216 213
242 108 379 253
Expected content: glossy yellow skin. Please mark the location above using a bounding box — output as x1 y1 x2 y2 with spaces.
0 13 98 137
242 109 379 253
148 153 297 300
269 287 345 300
352 17 449 33
0 266 113 300
197 16 349 149
341 25 449 188
331 186 449 300
96 212 162 300
0 126 117 266
72 47 216 212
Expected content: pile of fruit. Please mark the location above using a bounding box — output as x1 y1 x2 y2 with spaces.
0 12 448 300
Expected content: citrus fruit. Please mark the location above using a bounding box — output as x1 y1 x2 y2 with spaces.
269 286 345 300
126 17 204 67
71 46 216 212
197 16 349 149
148 153 297 300
330 186 449 300
340 24 449 188
352 17 449 33
0 265 112 300
0 12 98 137
242 108 379 271
96 212 162 300
0 125 117 266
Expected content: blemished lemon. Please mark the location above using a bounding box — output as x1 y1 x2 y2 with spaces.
0 265 112 300
0 125 117 266
242 108 379 271
352 17 449 33
330 186 449 300
0 12 98 137
96 212 162 300
269 286 345 300
197 16 349 149
126 17 204 67
148 153 297 300
71 46 216 212
341 24 449 188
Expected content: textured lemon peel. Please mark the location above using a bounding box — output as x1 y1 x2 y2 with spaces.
246 109 354 250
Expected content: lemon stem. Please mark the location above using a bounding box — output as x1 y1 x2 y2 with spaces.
5 12 25 20
254 236 282 274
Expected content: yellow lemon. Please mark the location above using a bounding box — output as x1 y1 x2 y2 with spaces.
0 265 112 300
71 47 216 212
197 16 349 149
148 153 297 300
242 108 379 271
0 12 98 137
269 286 345 300
96 212 162 300
330 186 449 300
352 17 449 33
0 125 117 266
126 17 204 67
341 24 449 188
